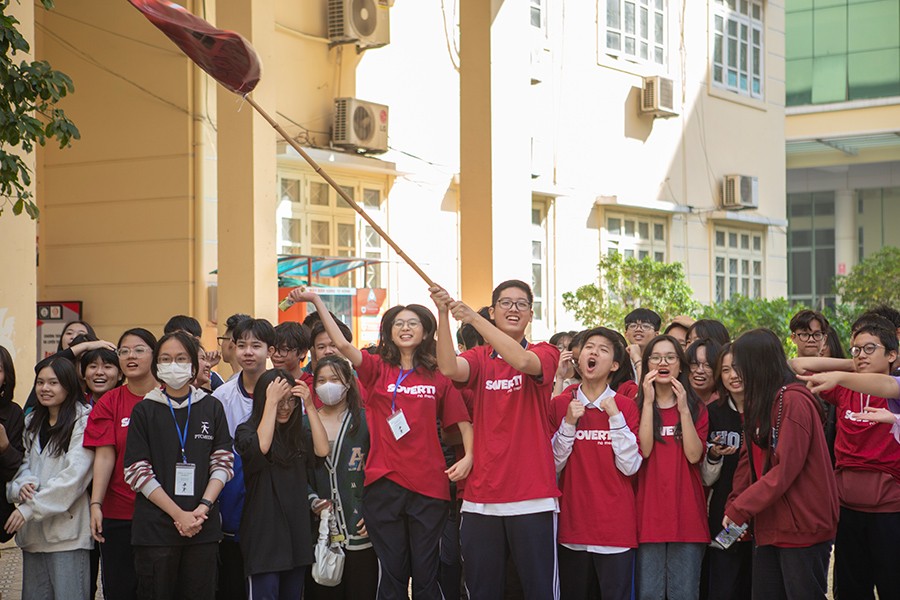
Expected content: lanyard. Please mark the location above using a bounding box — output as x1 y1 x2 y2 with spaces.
859 393 871 415
391 369 413 413
165 390 192 463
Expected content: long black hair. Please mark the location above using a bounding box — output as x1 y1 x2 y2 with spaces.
248 369 307 465
57 321 96 352
713 342 737 408
314 355 363 438
29 357 83 457
635 335 702 443
732 329 813 449
376 304 438 371
0 345 15 406
607 329 635 391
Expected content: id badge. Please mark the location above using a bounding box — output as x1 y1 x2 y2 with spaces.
175 463 195 497
387 409 410 440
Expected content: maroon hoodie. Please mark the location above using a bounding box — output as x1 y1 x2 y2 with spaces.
725 383 838 547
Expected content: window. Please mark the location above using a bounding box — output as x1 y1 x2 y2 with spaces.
714 226 764 303
787 192 836 308
530 0 545 29
276 174 388 289
604 212 666 261
712 0 764 99
786 1 900 106
603 0 667 67
531 203 548 322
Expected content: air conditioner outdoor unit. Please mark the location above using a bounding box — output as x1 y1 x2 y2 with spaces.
640 75 678 118
333 97 389 154
721 175 759 210
328 0 390 50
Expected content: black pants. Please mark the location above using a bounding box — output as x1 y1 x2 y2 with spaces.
751 540 831 600
361 478 448 600
134 543 218 600
459 510 559 600
834 507 900 600
438 499 463 600
100 518 137 599
216 536 246 600
558 545 633 600
707 543 752 600
306 546 379 600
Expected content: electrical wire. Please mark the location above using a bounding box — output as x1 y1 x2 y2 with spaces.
37 23 191 116
37 4 181 54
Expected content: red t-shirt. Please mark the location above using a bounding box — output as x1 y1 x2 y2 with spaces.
550 390 640 547
636 404 710 543
357 352 470 500
821 385 900 481
459 342 561 503
617 380 639 400
83 385 146 520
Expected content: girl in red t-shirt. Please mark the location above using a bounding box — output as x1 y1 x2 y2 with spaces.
634 335 709 600
83 327 159 600
288 288 473 600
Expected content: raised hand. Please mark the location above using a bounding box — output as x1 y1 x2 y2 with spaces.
565 398 585 425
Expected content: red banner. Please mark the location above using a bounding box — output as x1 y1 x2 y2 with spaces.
128 0 261 94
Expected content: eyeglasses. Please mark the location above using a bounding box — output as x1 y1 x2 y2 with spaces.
850 343 884 357
392 319 422 329
117 346 150 358
795 331 825 342
496 298 532 311
626 322 656 333
648 354 678 365
689 361 712 372
278 397 299 409
273 346 296 356
216 336 230 345
157 356 192 365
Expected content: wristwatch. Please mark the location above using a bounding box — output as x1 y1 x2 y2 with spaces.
199 498 214 510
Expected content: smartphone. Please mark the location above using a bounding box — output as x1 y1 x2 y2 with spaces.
714 522 748 550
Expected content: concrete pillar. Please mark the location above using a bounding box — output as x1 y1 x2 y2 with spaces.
0 0 37 406
459 0 532 305
834 189 857 278
216 0 278 325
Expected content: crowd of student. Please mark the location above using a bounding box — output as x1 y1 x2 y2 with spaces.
0 279 898 600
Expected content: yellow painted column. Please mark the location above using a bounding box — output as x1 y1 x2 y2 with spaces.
0 0 37 406
216 0 278 325
459 0 532 306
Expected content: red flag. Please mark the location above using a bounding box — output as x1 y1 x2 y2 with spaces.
128 0 261 94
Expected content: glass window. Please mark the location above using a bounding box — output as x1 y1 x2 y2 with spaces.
715 226 764 301
531 201 549 323
281 178 301 204
363 188 381 209
310 182 329 206
530 0 544 29
849 49 900 100
813 6 847 57
603 0 667 67
603 212 667 261
337 185 355 209
712 0 764 98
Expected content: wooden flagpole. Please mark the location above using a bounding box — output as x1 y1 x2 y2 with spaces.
244 95 436 289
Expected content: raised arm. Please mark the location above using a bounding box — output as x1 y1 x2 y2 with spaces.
288 287 362 367
799 371 900 398
788 356 854 375
430 286 471 383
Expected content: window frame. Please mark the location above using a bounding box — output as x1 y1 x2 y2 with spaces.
713 225 765 303
711 0 765 100
603 210 668 263
600 0 669 71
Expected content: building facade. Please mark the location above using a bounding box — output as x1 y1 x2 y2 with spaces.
785 0 900 308
1 0 789 401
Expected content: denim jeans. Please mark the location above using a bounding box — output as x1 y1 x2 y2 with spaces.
636 542 705 600
22 548 90 600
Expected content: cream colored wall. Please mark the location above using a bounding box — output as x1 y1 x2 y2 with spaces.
0 0 37 406
787 104 900 169
36 0 205 344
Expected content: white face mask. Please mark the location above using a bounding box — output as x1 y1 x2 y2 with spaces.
316 381 348 406
156 362 194 390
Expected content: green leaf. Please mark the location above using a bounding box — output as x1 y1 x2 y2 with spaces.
11 197 22 215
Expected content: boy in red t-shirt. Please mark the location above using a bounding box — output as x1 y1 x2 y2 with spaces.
432 280 561 600
793 321 900 599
